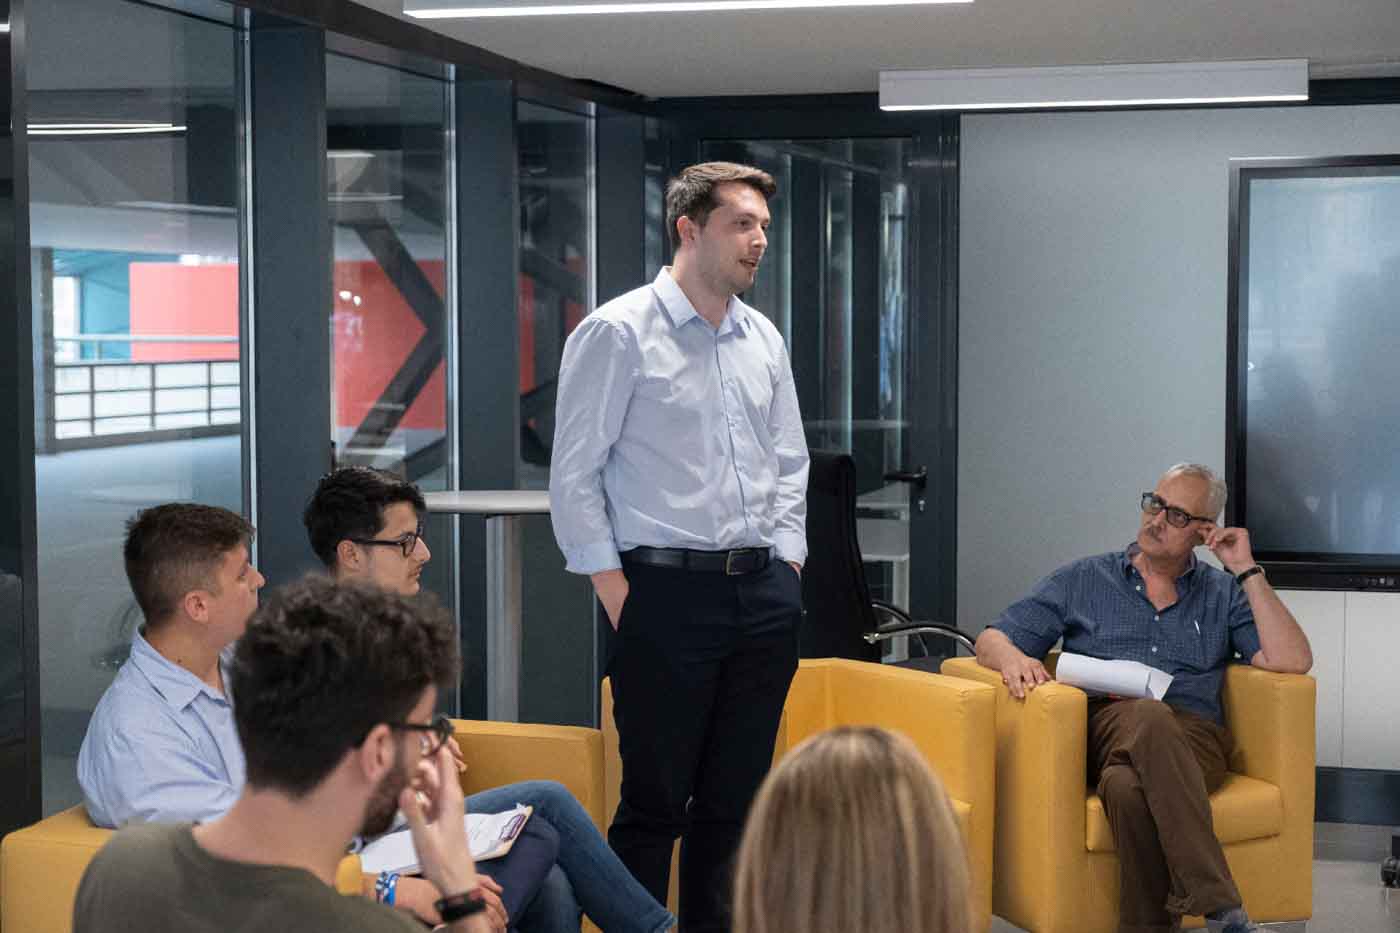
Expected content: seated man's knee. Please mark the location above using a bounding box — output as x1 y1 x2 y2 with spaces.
1098 763 1145 805
1126 698 1181 739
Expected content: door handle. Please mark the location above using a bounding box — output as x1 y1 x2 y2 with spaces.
882 466 928 513
882 467 927 490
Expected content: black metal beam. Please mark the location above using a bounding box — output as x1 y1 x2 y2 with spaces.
249 20 333 585
230 0 651 114
0 0 42 836
454 78 519 720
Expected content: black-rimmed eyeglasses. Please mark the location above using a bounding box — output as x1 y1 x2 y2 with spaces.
350 522 425 559
1140 492 1213 529
385 713 453 757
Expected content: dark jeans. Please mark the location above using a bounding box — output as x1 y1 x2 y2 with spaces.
607 557 801 933
1088 698 1241 933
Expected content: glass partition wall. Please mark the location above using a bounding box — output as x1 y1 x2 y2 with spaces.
515 99 597 726
701 139 914 609
28 0 245 812
326 52 458 707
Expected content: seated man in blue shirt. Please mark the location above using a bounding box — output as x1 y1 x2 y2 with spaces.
974 463 1313 933
78 503 264 829
304 467 674 933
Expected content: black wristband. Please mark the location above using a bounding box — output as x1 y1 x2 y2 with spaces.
1235 565 1265 585
435 890 488 923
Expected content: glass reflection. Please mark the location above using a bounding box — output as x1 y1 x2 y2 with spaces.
27 0 243 813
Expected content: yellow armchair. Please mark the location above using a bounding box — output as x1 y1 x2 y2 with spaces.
603 657 998 933
0 718 606 933
941 656 1315 933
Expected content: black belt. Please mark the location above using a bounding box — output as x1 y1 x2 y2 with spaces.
622 546 771 576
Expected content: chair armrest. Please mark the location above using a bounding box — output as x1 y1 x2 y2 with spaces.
450 719 607 831
941 656 1089 932
1221 665 1316 786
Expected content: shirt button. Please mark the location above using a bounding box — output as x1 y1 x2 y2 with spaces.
1154 614 1160 621
1135 585 1142 592
1151 646 1158 653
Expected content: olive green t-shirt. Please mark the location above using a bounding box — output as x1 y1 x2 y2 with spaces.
73 823 421 933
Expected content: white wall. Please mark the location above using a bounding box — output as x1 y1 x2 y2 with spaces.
958 103 1400 629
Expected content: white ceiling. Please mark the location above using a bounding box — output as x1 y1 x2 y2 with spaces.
351 0 1400 99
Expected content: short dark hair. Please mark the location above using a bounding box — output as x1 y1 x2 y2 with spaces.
303 467 426 569
231 574 459 797
124 503 254 626
665 161 777 251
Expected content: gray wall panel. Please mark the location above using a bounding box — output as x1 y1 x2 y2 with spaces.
957 103 1400 629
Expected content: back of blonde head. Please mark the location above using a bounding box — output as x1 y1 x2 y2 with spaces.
732 725 971 933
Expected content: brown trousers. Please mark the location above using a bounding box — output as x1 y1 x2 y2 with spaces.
1087 698 1242 933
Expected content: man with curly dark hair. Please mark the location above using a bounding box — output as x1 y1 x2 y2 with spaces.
74 575 493 933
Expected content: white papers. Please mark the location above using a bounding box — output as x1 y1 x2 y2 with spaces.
358 805 532 874
1055 652 1173 701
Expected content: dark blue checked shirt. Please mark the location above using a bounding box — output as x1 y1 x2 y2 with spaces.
991 544 1262 723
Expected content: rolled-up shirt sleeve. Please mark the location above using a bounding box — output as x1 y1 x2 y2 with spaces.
989 567 1072 660
1227 582 1262 663
768 342 809 566
549 316 639 574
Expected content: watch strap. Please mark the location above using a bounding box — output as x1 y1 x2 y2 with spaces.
1235 565 1265 585
435 889 488 923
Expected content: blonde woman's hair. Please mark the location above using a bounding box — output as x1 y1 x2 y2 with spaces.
732 725 971 933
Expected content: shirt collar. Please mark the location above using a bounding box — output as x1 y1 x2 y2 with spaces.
1121 542 1199 580
127 628 231 712
652 267 746 337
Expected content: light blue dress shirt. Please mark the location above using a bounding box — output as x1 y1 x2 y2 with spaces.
77 630 245 828
550 268 809 574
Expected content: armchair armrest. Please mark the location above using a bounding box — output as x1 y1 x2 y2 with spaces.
450 720 607 831
941 656 1090 933
1221 665 1316 851
1221 665 1316 790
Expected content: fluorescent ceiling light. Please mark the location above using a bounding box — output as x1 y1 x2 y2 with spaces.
408 0 968 19
29 122 187 136
879 60 1309 111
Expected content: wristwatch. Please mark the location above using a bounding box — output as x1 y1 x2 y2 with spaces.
1235 565 1266 585
435 889 488 923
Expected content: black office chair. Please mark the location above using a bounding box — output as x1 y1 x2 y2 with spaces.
800 450 974 669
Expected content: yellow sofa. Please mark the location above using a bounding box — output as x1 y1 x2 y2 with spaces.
941 655 1315 933
0 718 606 933
603 657 998 933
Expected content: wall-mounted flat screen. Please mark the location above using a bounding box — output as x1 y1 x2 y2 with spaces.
1228 156 1400 590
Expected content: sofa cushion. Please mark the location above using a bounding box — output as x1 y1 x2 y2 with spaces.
1085 772 1283 853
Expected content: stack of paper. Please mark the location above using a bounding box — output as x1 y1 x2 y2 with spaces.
1055 653 1173 700
359 804 532 874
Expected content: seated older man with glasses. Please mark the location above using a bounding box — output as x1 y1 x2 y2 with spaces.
305 467 675 933
973 463 1313 933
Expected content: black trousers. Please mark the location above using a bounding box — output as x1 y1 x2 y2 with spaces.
606 557 801 933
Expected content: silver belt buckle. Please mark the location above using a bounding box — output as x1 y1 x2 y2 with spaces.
725 550 743 575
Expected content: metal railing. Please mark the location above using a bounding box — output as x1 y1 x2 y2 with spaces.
45 335 241 451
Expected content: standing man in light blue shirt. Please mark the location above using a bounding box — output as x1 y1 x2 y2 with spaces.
78 503 263 828
550 161 809 933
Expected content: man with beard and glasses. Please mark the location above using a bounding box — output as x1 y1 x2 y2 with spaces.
974 463 1313 933
305 466 675 933
73 575 491 933
550 162 808 932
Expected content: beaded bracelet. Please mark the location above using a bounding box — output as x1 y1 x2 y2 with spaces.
374 871 401 907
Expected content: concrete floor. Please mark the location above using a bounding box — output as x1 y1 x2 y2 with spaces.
990 823 1400 933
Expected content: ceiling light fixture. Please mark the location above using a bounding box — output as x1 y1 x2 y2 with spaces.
29 122 188 137
879 60 1309 111
407 0 968 19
